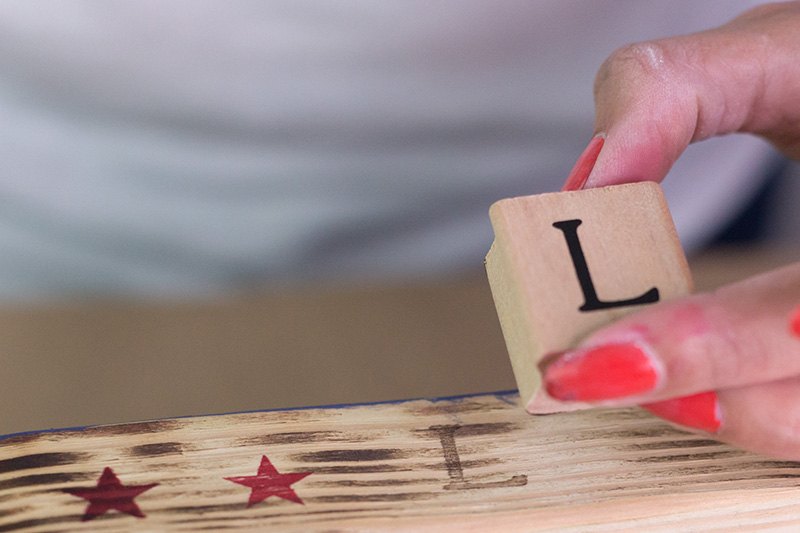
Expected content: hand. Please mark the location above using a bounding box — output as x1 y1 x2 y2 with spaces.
552 1 800 459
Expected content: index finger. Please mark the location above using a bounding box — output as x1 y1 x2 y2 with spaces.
582 2 800 190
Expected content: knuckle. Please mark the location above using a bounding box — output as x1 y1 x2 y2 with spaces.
696 299 742 385
594 41 672 93
697 294 768 388
661 297 743 390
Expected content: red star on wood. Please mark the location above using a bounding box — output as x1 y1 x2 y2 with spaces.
225 455 312 507
63 467 158 521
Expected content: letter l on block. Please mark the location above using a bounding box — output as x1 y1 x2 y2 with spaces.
485 182 692 414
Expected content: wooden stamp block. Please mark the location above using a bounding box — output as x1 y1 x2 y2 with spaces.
485 182 693 413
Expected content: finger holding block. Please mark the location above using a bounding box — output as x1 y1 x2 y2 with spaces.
485 182 693 414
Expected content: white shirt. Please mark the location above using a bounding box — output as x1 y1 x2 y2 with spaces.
0 0 773 299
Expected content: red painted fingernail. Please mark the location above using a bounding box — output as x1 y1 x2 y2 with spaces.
641 391 721 433
790 306 800 337
543 342 659 401
562 134 605 191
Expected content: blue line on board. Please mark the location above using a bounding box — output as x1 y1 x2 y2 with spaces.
0 389 519 444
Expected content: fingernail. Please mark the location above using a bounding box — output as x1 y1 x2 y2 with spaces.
543 342 659 402
641 391 722 433
561 134 605 191
790 305 800 337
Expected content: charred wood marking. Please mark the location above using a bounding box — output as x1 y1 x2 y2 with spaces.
0 472 89 491
236 431 360 447
129 442 183 458
0 516 77 532
0 452 89 475
315 478 440 488
308 464 413 475
311 492 439 504
625 439 721 451
83 420 181 437
633 450 749 463
428 425 527 490
294 448 408 462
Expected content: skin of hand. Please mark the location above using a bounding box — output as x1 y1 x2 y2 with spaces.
551 1 800 459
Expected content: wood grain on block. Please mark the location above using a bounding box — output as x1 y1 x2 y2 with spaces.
485 182 692 413
2 392 800 531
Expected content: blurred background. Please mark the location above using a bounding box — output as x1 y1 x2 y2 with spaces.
1 0 798 435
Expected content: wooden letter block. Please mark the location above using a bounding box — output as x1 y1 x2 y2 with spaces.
485 182 692 413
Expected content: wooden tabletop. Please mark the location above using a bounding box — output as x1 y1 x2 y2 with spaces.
3 392 800 531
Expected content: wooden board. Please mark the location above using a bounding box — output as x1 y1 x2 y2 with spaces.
486 183 693 413
3 392 800 531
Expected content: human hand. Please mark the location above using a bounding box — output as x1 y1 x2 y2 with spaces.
551 1 800 459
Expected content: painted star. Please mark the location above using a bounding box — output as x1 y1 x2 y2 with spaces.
63 467 158 521
225 455 312 507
